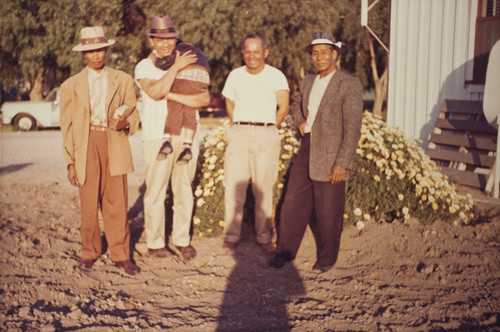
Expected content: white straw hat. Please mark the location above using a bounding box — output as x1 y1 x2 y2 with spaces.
72 26 115 52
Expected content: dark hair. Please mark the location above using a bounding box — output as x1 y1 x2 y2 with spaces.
242 34 267 50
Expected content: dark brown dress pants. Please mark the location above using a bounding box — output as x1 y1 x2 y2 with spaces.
277 134 346 267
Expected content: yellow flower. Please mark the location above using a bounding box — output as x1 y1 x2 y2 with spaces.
343 214 348 219
207 229 213 233
277 183 284 189
421 194 427 201
398 194 404 201
193 217 201 225
432 203 438 210
218 220 225 227
373 175 381 182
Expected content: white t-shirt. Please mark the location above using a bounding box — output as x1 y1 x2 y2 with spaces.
134 58 168 140
304 70 335 134
222 64 289 124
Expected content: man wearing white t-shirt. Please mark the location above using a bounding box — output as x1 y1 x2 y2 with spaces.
135 15 209 260
221 34 289 254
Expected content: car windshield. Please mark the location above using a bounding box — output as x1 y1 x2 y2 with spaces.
45 89 58 102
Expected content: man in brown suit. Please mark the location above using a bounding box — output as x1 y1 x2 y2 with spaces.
270 32 363 273
60 26 141 275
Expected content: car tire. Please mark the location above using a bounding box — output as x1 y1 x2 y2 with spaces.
13 113 36 131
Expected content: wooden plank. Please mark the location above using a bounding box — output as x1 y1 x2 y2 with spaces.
429 133 497 151
439 167 487 189
426 148 496 167
434 118 497 134
441 100 484 115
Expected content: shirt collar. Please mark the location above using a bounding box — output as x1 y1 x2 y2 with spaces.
87 66 108 77
315 69 336 82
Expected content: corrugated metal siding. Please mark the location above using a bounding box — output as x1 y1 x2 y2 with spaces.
387 0 482 147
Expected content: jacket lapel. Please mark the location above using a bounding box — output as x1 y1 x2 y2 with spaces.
316 71 341 113
106 68 119 119
75 68 90 114
302 75 315 118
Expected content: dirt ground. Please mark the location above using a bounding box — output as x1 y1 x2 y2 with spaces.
1 126 500 331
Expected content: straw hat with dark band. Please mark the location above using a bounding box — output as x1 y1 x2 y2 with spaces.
72 26 115 52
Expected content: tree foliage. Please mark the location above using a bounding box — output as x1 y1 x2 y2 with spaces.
0 0 390 103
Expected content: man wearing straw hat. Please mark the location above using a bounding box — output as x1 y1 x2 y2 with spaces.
269 32 363 273
135 15 209 260
60 26 141 275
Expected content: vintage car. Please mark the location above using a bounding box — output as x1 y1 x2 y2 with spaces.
1 89 147 131
0 88 60 131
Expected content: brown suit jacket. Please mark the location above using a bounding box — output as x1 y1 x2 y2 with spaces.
60 67 140 184
290 70 363 182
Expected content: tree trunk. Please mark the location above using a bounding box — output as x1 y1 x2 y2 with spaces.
373 67 388 118
29 72 44 101
368 39 388 118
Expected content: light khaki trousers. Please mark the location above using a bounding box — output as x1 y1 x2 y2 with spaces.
223 125 281 244
142 134 199 249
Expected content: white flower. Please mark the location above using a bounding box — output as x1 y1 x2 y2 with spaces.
363 213 371 221
197 198 205 207
193 217 201 225
356 221 365 230
194 189 203 197
354 208 362 216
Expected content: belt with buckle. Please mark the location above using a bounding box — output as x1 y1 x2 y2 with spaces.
235 121 274 127
90 124 107 132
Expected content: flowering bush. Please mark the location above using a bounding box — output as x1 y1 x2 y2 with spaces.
193 113 475 238
192 117 301 237
345 112 474 227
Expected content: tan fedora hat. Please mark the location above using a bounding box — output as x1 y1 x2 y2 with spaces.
146 15 180 38
72 26 115 52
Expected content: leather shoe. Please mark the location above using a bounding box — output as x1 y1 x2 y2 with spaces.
175 245 196 260
222 241 236 253
176 147 192 165
312 263 334 274
115 260 140 275
148 247 171 258
260 242 276 255
269 253 290 269
78 258 95 270
157 140 173 160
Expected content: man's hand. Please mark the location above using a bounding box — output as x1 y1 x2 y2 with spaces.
330 165 346 184
298 121 306 136
67 164 79 187
109 115 130 131
172 50 197 71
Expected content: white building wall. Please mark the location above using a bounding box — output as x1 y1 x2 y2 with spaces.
387 0 482 147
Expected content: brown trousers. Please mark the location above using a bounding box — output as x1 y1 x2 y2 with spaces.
276 134 346 267
164 79 207 135
78 129 130 262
